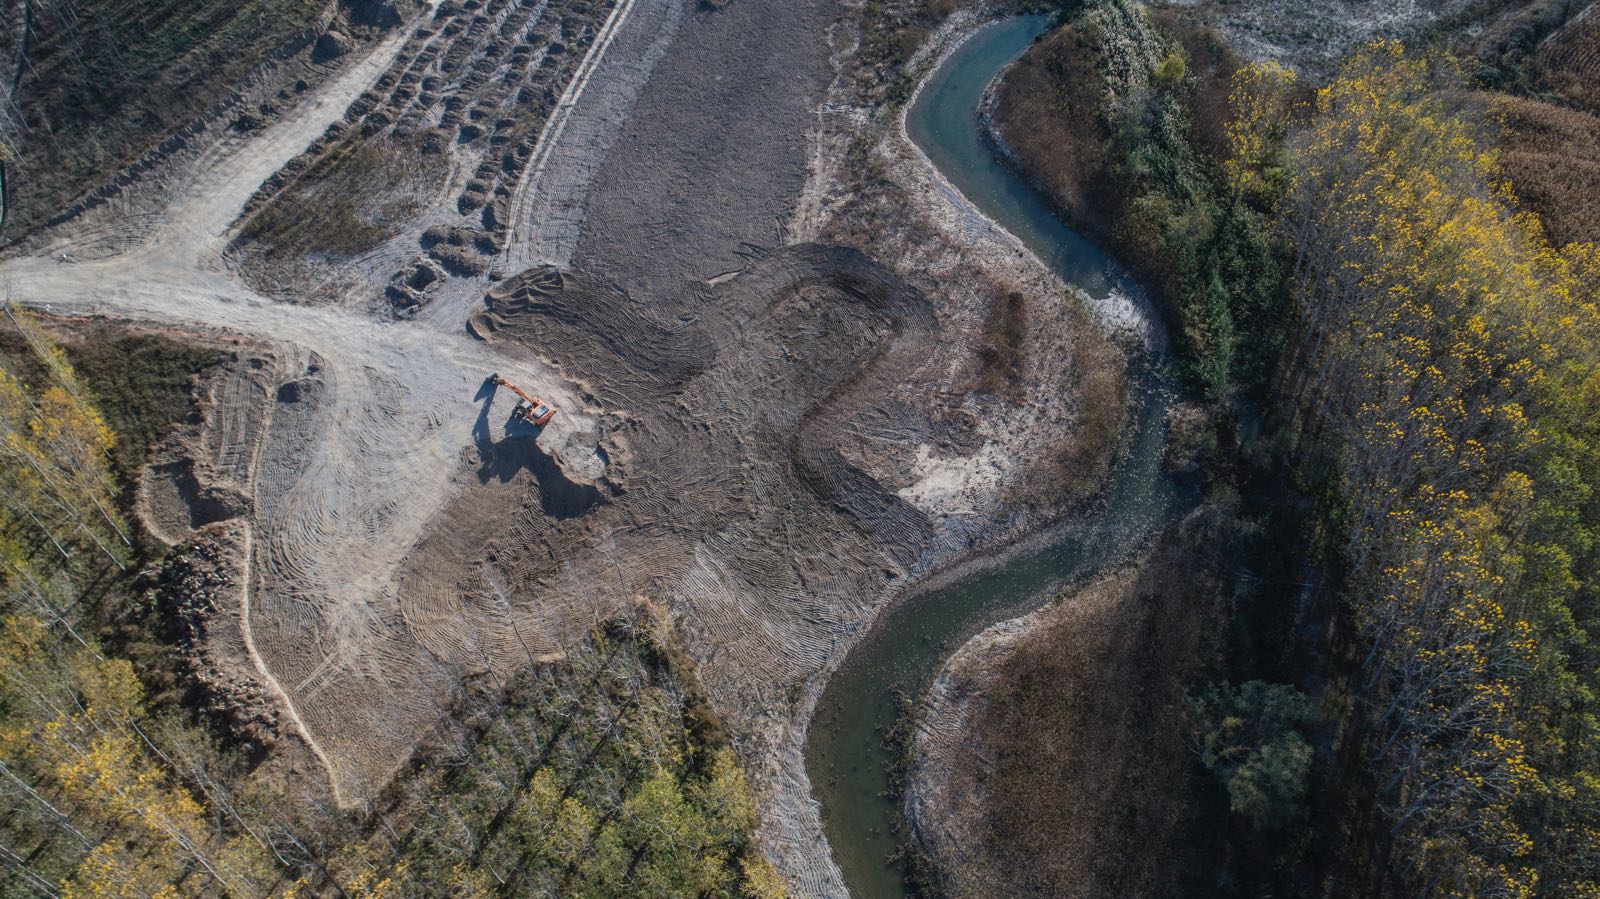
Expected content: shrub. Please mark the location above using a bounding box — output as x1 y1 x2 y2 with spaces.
1187 680 1315 829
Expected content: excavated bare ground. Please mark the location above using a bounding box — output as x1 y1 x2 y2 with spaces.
465 242 943 724
4 0 1140 893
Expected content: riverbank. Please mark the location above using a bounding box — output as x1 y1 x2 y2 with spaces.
907 533 1228 897
792 11 1187 897
769 9 1137 893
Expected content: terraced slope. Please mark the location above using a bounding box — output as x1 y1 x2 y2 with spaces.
232 0 625 308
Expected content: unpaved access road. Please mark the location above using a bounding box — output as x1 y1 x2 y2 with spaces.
0 0 611 802
1 0 853 838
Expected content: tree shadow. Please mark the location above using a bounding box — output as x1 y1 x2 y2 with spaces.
473 375 605 520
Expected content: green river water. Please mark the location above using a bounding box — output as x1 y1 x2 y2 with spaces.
804 16 1181 899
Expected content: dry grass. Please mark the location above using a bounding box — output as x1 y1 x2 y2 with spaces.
992 22 1113 228
975 542 1225 897
1053 327 1126 496
991 10 1241 254
1536 5 1600 111
976 289 1028 398
240 134 426 257
1493 93 1600 247
858 0 969 101
0 322 222 483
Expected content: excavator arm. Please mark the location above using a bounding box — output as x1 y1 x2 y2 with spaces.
491 374 539 407
489 373 557 427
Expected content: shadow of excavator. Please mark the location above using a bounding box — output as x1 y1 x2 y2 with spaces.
472 375 605 520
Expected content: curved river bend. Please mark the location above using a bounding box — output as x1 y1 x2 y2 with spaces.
804 17 1181 899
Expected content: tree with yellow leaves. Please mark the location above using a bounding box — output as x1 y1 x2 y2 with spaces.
0 304 130 646
1281 38 1600 897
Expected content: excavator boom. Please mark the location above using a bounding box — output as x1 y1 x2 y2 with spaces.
491 375 535 406
489 373 556 427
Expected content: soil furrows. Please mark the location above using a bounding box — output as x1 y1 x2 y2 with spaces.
472 264 715 396
230 0 619 310
463 244 943 774
753 247 938 569
499 0 680 274
563 0 832 298
211 361 277 485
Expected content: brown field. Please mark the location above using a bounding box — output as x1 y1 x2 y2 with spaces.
1493 93 1600 247
229 0 623 307
980 557 1218 896
910 524 1231 899
1536 3 1600 112
991 22 1112 230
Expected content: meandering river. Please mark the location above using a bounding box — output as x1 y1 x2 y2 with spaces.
804 16 1181 898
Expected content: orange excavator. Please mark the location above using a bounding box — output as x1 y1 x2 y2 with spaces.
490 373 556 427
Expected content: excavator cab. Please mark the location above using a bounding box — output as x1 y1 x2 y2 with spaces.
489 373 557 428
518 399 556 427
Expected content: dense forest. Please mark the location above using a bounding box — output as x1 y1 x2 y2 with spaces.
975 0 1600 894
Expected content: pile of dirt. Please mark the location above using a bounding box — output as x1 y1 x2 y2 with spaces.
188 240 944 800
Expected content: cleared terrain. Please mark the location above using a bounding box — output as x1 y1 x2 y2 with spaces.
2 0 610 801
1 0 1131 893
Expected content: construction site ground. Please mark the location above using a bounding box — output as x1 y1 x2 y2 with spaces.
0 0 1132 892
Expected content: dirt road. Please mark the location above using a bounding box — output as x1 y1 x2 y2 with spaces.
0 0 609 800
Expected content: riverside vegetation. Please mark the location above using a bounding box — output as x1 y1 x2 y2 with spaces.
0 309 780 897
948 0 1600 895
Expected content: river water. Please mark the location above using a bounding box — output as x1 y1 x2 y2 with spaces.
804 16 1180 899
